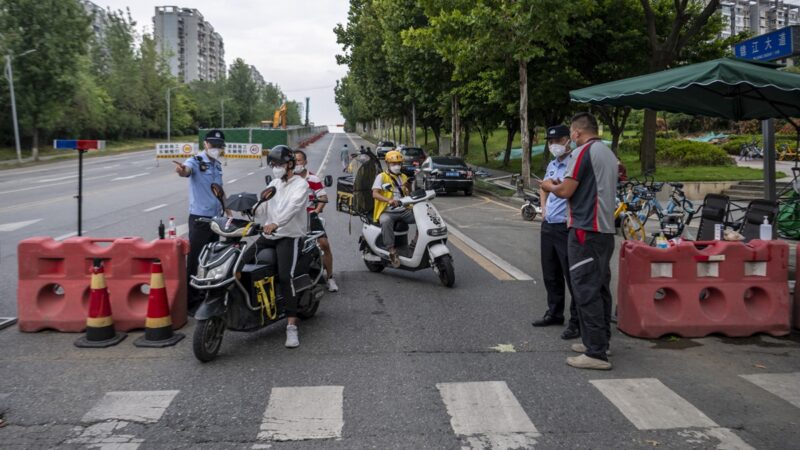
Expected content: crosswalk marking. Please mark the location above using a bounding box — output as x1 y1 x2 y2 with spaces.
437 381 540 449
740 372 800 409
590 378 717 430
68 390 179 449
257 386 344 442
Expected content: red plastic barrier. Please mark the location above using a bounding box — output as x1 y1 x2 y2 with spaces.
617 239 790 338
18 236 189 332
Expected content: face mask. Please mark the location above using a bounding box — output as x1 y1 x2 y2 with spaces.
272 166 287 179
207 148 221 160
549 144 567 158
293 164 305 174
389 164 402 174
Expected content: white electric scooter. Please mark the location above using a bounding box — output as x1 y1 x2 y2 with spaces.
359 189 455 287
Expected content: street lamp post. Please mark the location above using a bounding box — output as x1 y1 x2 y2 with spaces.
221 99 224 128
166 87 173 142
4 49 35 163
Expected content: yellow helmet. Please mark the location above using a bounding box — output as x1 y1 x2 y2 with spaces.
385 150 403 163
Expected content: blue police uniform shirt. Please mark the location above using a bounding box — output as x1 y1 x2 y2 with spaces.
543 154 572 224
183 151 223 217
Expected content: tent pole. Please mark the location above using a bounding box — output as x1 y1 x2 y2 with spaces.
763 119 776 202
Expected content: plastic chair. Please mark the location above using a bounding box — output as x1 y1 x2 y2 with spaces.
696 194 729 241
739 199 779 242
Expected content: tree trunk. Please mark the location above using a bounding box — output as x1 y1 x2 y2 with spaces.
641 109 657 174
503 120 517 167
452 95 461 157
479 126 490 164
432 125 441 154
463 123 470 157
424 125 428 146
32 128 40 161
519 59 531 188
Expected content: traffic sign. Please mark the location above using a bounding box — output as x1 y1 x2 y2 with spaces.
733 26 799 62
53 140 106 151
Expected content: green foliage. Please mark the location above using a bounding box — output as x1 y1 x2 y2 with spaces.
619 138 731 166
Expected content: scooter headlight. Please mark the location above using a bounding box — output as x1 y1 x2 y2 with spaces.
206 257 235 281
427 226 448 237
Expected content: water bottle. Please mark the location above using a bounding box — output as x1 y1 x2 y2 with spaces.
760 216 772 241
168 217 177 239
656 233 669 249
158 220 165 240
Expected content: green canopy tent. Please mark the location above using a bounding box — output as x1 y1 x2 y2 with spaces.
570 57 800 200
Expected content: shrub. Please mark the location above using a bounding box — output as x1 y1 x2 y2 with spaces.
615 138 731 166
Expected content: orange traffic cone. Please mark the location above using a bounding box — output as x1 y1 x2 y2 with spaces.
75 259 127 348
134 259 185 347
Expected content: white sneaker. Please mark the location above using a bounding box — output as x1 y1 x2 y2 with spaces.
285 325 299 348
327 277 339 292
566 354 612 370
571 343 612 356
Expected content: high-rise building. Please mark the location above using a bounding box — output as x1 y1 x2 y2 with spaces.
153 6 226 83
718 0 800 40
249 65 266 87
79 0 110 41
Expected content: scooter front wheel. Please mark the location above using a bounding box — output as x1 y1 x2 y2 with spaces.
193 316 225 363
435 255 455 288
364 258 385 273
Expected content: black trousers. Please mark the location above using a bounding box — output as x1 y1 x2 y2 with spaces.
540 222 578 328
242 236 302 317
187 214 218 308
567 228 615 361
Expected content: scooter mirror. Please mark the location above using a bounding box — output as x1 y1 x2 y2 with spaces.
261 186 277 201
210 183 226 209
323 175 333 187
265 175 273 186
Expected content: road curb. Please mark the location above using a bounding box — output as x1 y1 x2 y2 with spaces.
473 185 525 206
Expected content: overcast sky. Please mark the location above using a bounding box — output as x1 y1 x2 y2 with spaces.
97 0 349 128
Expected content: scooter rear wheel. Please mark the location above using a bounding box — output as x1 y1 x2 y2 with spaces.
193 316 225 363
521 204 537 221
364 259 385 273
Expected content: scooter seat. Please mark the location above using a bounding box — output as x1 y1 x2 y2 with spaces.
255 248 277 276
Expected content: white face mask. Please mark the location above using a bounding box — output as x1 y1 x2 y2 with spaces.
389 164 402 174
293 164 305 174
272 166 287 179
207 148 221 160
549 144 567 158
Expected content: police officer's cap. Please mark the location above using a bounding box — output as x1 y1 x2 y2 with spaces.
204 129 226 145
546 124 569 140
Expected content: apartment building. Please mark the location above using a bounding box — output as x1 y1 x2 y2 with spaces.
719 0 800 39
153 6 226 83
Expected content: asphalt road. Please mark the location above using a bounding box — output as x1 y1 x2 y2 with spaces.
0 133 798 449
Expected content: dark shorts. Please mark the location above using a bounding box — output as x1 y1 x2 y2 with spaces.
310 212 326 235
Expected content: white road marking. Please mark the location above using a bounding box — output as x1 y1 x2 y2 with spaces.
68 390 179 449
740 372 800 409
590 378 717 430
437 381 540 449
447 225 534 281
36 174 78 183
248 172 255 176
111 172 149 181
143 204 168 213
54 232 78 241
176 223 189 237
102 164 120 169
227 178 239 184
257 386 344 442
315 133 336 176
0 218 41 232
0 173 118 195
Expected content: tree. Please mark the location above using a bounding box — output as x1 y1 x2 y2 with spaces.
0 0 91 159
228 58 259 126
638 0 721 173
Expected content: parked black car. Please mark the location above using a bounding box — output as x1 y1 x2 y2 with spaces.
419 156 474 196
400 147 427 177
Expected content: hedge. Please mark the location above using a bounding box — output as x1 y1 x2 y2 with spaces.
617 138 732 167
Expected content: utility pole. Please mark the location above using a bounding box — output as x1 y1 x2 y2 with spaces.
166 87 173 142
221 99 225 128
4 49 35 163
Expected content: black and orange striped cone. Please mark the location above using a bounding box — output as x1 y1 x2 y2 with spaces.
75 259 127 348
134 259 185 347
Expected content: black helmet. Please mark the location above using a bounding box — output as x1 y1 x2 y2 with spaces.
268 145 295 165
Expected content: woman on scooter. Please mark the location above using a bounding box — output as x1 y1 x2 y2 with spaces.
245 145 310 348
372 150 415 268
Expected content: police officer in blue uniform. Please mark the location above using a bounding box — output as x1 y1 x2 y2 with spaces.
174 129 226 313
532 124 580 340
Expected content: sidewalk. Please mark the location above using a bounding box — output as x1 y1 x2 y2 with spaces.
734 156 797 181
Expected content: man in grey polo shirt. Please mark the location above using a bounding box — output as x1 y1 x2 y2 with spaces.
541 112 617 370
